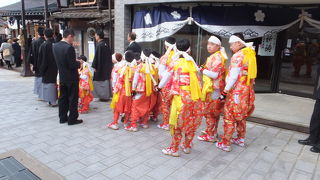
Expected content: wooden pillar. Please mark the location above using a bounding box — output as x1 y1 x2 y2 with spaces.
21 0 34 77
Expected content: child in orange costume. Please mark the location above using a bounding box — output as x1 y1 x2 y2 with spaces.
127 49 158 132
108 51 135 130
197 35 227 143
157 37 176 130
78 55 94 114
149 51 161 122
216 33 256 152
159 39 202 157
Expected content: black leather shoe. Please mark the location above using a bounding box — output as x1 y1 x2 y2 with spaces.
68 119 83 125
60 120 67 124
298 138 314 146
310 145 320 153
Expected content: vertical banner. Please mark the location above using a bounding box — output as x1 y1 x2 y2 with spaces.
258 33 277 56
88 41 95 63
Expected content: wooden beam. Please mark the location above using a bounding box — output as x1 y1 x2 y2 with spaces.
56 0 61 8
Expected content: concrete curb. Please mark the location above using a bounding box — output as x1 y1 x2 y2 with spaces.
248 116 309 134
0 149 65 180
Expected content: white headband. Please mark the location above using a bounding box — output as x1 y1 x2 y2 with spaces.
229 35 254 48
208 36 228 59
140 51 148 62
208 36 221 45
172 47 199 71
164 41 177 55
165 41 175 47
112 54 116 61
131 59 137 66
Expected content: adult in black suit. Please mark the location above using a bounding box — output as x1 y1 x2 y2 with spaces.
30 27 45 99
299 63 320 153
53 29 83 125
12 38 21 67
92 30 113 101
39 28 58 107
126 32 141 54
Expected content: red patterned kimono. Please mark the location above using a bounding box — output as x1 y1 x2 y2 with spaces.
149 91 161 120
221 48 255 146
130 63 158 128
201 51 226 137
158 51 175 127
167 57 202 152
78 63 94 114
110 64 134 125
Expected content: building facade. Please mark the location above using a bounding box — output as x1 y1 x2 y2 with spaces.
115 0 320 99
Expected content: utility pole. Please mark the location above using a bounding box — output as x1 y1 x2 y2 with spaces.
44 0 49 27
21 0 33 77
108 0 112 52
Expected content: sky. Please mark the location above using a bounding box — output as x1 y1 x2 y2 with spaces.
0 0 20 8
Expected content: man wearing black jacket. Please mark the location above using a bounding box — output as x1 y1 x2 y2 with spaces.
30 27 45 99
53 29 83 125
126 32 141 54
39 28 58 107
12 38 21 67
299 64 320 153
92 30 112 101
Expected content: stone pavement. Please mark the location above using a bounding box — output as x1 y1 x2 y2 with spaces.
0 68 319 180
253 93 315 128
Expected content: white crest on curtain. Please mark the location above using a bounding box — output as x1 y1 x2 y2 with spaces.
144 13 153 25
171 11 181 20
254 10 266 22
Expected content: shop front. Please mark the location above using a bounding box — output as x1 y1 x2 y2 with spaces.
114 1 320 99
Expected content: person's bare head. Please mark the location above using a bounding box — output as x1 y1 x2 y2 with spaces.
127 32 136 42
44 28 53 40
95 29 104 42
37 27 44 37
62 29 75 45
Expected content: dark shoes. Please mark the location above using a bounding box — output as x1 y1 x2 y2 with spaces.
310 145 320 153
298 138 320 153
298 138 314 146
68 119 83 126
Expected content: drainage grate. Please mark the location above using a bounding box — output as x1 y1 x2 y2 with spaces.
0 157 41 180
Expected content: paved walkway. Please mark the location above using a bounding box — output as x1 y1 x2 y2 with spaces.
253 93 315 127
0 69 319 180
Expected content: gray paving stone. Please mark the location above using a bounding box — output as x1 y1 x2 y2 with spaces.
102 163 130 178
65 172 86 180
294 159 316 174
124 164 153 179
143 156 170 169
122 155 148 168
240 169 264 180
57 162 86 176
147 165 175 180
289 169 313 180
167 166 196 179
87 173 110 180
78 162 108 178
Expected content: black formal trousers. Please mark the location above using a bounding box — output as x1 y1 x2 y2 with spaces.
59 81 79 123
310 99 320 144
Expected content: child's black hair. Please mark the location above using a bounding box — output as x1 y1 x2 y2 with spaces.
78 55 87 62
125 50 135 62
165 37 176 45
142 48 152 57
176 39 190 52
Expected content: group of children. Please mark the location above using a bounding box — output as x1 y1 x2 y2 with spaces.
108 33 257 156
